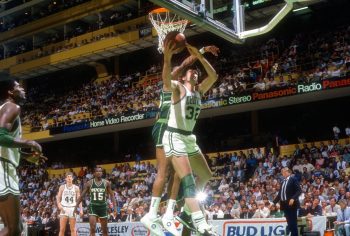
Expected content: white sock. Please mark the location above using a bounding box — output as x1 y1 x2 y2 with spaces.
164 199 176 218
191 211 210 233
149 197 161 218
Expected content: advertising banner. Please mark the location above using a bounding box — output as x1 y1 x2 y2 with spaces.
75 217 326 236
49 76 350 134
50 111 156 134
76 222 150 236
210 216 327 236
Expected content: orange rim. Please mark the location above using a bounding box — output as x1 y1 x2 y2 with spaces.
149 7 170 14
149 7 189 27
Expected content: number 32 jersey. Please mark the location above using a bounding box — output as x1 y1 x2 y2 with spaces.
61 184 77 207
167 83 201 132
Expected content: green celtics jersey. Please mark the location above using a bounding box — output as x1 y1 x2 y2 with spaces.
90 179 107 206
158 90 172 122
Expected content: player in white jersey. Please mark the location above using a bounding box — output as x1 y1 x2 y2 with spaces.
56 172 82 236
162 43 218 235
0 79 43 236
141 38 219 236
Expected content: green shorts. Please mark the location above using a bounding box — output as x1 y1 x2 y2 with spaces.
152 121 168 147
88 204 108 218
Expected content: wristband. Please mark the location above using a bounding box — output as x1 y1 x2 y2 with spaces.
199 47 205 54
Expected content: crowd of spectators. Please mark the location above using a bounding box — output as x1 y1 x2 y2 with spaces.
20 25 350 132
22 69 160 131
208 25 350 98
1 2 154 59
0 0 91 33
13 134 350 235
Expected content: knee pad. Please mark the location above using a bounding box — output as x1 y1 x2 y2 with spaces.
181 174 196 198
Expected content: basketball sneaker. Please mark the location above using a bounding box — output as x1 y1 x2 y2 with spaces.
175 210 196 232
162 215 180 236
196 223 218 236
141 213 165 236
191 211 218 236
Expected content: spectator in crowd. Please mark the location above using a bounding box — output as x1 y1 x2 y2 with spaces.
345 125 350 138
252 201 270 218
334 199 350 236
307 198 323 216
240 205 253 219
44 213 59 236
325 198 341 216
333 125 341 140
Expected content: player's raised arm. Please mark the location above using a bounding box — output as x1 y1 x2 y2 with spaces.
162 39 177 91
186 44 218 94
171 45 220 80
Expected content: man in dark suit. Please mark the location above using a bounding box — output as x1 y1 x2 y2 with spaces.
273 167 302 236
240 205 254 219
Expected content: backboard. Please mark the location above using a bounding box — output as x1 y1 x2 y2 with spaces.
148 0 316 44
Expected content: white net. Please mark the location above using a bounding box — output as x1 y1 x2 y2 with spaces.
149 8 188 53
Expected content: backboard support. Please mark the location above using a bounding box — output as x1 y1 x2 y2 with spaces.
149 0 314 44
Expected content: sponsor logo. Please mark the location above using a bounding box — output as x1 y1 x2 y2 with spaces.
322 78 350 89
252 87 297 100
297 83 322 93
201 99 227 109
228 95 252 104
89 113 145 128
76 227 90 235
225 225 286 236
132 225 149 236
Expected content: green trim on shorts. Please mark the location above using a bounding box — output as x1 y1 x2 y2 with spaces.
152 121 168 147
167 127 192 135
188 150 201 157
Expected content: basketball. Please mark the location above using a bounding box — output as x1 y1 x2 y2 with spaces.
164 31 186 53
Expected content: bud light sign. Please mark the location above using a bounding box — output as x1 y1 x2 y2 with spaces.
224 223 286 236
213 217 326 236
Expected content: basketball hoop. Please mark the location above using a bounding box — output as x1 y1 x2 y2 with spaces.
149 8 188 53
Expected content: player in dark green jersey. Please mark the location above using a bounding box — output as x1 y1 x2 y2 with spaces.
75 167 116 236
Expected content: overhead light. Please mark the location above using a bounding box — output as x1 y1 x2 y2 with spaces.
293 6 308 12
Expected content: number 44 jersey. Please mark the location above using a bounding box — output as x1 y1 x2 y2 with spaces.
61 184 78 207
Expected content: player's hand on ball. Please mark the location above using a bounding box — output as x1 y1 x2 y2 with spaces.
163 38 177 58
204 45 220 56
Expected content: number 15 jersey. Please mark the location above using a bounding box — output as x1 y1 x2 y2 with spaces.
167 83 201 132
90 179 107 206
61 184 77 207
